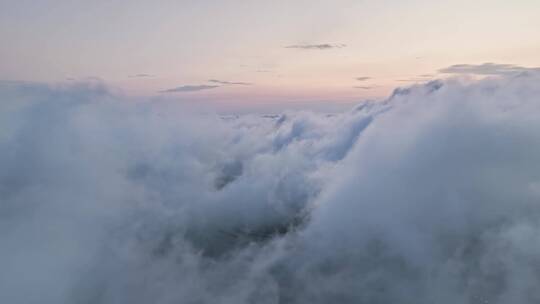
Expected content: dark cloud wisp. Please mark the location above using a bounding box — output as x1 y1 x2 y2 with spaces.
208 79 253 86
285 43 346 50
160 85 219 93
129 74 155 78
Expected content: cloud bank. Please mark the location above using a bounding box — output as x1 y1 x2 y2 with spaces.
439 62 540 75
1 73 540 303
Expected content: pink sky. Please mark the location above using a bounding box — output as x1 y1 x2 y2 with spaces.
1 0 539 107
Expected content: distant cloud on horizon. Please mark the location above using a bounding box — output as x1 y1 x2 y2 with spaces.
62 76 105 82
439 63 540 75
397 74 436 82
160 85 219 93
356 77 371 81
208 79 253 86
129 73 155 78
86 76 104 81
353 86 373 90
285 43 346 50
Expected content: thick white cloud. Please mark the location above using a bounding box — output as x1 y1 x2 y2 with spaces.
1 74 540 303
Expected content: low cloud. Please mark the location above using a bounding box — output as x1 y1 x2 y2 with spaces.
353 86 373 89
439 62 540 75
285 43 346 50
160 84 219 93
208 79 253 86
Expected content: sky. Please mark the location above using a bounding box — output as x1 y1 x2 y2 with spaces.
1 0 540 107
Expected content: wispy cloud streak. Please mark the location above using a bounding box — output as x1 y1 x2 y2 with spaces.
356 77 371 81
285 43 346 50
129 74 155 78
160 85 219 93
208 79 252 86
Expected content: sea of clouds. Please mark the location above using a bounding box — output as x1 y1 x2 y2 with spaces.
1 74 540 303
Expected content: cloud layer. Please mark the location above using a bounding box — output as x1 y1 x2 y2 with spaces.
439 62 540 75
1 73 540 303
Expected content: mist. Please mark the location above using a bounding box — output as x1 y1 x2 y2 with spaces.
1 74 540 303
